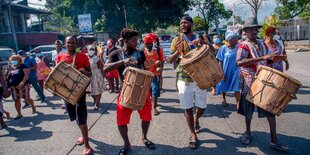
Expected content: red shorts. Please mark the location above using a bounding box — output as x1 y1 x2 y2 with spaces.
107 70 119 78
116 92 152 126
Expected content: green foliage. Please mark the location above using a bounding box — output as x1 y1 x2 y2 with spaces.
192 0 232 33
193 16 205 31
45 0 191 36
275 0 310 19
260 15 280 38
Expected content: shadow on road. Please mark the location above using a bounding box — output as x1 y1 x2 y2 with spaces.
0 112 67 141
297 86 310 95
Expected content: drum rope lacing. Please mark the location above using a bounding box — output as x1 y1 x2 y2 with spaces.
248 70 298 114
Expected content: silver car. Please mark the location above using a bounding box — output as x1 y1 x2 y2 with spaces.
0 47 14 71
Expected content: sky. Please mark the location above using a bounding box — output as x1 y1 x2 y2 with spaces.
187 0 278 25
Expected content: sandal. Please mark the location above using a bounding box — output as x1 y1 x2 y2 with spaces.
153 109 160 116
143 139 156 150
195 122 201 134
239 132 251 145
118 147 131 155
14 115 23 120
76 137 84 145
5 112 10 119
189 137 198 149
93 106 100 111
83 148 94 155
222 101 228 107
270 142 290 152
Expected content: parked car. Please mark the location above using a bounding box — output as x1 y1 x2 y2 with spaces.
0 47 14 71
28 45 56 66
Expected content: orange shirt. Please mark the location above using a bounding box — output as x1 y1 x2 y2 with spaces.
143 47 164 76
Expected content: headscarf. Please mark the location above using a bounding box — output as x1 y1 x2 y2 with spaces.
144 33 158 44
225 30 238 41
181 16 193 23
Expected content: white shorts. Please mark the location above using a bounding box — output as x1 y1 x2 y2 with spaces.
177 80 207 109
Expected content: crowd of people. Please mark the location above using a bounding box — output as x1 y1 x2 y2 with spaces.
0 15 290 155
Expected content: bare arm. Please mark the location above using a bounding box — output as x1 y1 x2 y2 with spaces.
167 52 180 64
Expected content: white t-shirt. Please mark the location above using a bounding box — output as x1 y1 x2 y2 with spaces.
52 49 66 61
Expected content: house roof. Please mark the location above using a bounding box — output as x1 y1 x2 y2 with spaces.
10 3 50 15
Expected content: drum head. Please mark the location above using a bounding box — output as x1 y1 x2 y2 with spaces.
180 44 209 66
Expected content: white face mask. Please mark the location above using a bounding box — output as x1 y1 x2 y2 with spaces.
273 35 280 40
88 50 95 57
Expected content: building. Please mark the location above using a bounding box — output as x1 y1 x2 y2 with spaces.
0 0 59 51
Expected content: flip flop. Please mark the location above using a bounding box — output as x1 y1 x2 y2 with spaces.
143 139 156 150
222 101 228 107
76 137 84 145
14 115 23 120
153 109 160 115
189 137 198 149
83 148 94 155
118 147 131 155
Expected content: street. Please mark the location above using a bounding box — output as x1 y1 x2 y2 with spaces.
0 51 309 155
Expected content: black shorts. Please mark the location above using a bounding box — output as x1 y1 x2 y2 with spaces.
65 94 87 125
237 92 274 119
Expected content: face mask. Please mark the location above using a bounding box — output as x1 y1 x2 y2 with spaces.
11 60 18 65
37 53 43 57
213 38 221 44
88 50 95 57
273 35 280 40
242 36 247 41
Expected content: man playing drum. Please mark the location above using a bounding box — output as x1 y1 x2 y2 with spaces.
104 28 155 155
56 36 93 155
236 17 289 151
168 16 209 149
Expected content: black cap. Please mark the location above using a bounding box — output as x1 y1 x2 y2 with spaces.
181 15 193 23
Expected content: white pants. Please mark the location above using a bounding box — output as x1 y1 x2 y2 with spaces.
177 80 207 109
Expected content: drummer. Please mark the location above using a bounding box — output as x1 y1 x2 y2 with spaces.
56 36 93 155
104 28 155 155
236 17 289 151
168 15 209 149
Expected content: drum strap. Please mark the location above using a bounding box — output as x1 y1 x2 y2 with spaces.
72 53 77 68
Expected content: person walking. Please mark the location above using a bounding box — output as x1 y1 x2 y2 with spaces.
216 30 240 107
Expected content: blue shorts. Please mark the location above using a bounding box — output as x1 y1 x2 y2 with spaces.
151 76 161 97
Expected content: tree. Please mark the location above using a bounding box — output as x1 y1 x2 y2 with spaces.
260 15 280 38
275 0 310 20
242 0 267 20
45 0 191 37
192 0 232 35
193 16 206 31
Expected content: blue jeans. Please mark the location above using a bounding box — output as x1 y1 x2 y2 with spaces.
28 76 45 100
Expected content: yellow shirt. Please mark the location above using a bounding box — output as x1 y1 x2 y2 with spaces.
170 33 210 82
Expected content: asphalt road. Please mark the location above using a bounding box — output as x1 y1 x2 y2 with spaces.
0 51 309 155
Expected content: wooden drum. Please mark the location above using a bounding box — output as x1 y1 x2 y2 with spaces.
119 67 154 110
246 65 301 116
45 61 91 105
180 44 223 89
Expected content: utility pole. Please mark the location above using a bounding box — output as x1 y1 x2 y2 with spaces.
7 0 19 50
123 4 128 28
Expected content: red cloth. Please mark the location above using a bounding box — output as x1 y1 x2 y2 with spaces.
107 70 119 78
144 33 157 44
144 47 164 76
238 43 257 72
56 52 90 70
116 92 152 125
